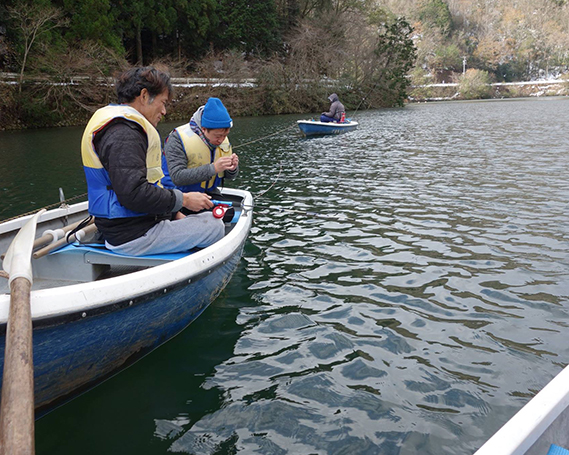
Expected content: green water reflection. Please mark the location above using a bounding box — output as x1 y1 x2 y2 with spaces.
1 98 568 454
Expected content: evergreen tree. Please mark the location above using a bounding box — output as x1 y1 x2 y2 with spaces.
61 0 122 52
172 0 219 59
217 0 281 56
114 0 155 64
371 16 417 106
418 0 453 36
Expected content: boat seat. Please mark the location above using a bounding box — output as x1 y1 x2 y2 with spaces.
52 243 193 266
32 243 195 283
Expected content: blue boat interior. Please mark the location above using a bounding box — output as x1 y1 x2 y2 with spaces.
548 444 569 455
34 243 193 283
303 118 353 124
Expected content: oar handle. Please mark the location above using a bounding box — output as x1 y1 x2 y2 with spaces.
0 209 43 455
32 218 91 249
33 223 98 259
0 277 34 455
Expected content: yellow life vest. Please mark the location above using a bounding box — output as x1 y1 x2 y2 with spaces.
81 104 164 218
176 123 232 190
81 104 164 185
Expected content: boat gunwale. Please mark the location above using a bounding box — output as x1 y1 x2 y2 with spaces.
296 119 359 128
474 364 569 455
0 234 248 334
0 201 90 235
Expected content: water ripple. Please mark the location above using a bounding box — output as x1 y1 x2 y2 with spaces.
169 99 569 454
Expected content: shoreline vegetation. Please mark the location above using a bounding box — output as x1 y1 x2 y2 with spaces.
1 73 568 131
410 78 569 102
2 0 569 130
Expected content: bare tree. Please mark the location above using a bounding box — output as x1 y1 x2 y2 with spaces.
7 2 68 95
32 40 126 115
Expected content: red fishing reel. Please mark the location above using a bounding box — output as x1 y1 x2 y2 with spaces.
212 205 228 219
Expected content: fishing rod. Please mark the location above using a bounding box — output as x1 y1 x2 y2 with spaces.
351 80 380 118
211 125 296 216
215 196 347 222
232 124 297 151
205 161 283 217
217 162 352 222
1 126 294 223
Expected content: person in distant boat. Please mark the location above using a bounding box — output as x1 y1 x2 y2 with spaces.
162 97 239 203
81 66 224 256
320 93 345 123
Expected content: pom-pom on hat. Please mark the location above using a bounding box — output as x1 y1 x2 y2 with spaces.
201 97 233 129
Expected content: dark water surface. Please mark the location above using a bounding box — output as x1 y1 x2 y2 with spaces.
1 98 569 454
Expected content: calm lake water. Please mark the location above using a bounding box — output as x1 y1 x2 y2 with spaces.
1 98 569 454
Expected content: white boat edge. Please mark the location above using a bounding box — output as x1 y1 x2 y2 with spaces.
474 364 569 455
296 119 358 127
0 188 253 323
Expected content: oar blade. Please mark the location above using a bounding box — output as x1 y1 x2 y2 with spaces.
2 209 45 285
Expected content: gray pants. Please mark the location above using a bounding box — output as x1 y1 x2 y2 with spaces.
106 212 225 256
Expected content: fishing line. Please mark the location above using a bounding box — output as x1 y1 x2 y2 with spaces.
3 124 296 223
232 124 297 150
213 124 297 214
0 193 88 223
351 81 380 118
237 161 283 216
254 162 283 199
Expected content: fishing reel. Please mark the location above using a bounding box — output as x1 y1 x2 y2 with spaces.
211 200 233 219
212 205 227 218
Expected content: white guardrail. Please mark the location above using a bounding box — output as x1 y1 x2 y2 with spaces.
2 72 566 91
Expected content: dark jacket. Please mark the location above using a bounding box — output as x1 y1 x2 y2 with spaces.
93 119 180 246
323 93 345 120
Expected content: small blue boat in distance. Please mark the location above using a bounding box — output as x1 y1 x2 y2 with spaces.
297 119 359 136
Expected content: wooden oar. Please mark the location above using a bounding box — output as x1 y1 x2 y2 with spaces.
0 209 45 455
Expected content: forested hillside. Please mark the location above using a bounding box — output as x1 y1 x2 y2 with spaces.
1 0 568 129
381 0 569 82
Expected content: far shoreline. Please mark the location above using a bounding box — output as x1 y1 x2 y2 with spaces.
1 77 567 131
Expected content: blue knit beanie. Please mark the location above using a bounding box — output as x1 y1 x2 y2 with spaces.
201 97 233 129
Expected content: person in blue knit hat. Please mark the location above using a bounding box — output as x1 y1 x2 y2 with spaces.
162 97 239 211
202 97 233 128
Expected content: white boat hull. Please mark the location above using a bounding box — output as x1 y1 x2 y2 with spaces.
475 365 569 455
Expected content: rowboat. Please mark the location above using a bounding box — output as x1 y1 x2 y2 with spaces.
0 188 253 416
475 364 569 455
297 119 358 136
